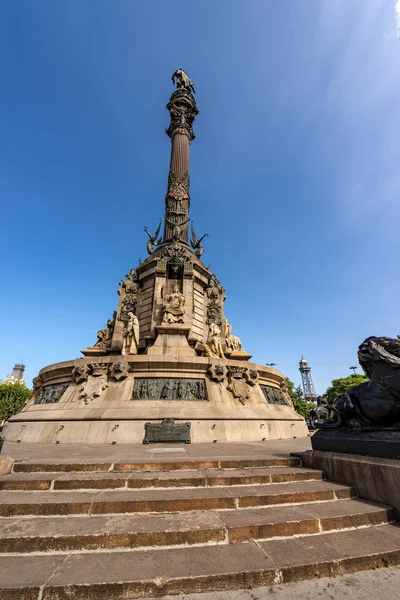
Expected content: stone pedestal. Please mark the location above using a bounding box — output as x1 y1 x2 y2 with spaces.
147 325 195 357
311 428 400 459
80 347 108 357
228 350 253 361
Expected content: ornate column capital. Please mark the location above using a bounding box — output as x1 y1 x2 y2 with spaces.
166 88 199 142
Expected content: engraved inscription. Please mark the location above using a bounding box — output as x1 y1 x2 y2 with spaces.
144 418 191 444
260 385 288 406
133 378 207 401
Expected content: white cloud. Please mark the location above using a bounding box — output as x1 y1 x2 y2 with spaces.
396 1 400 37
385 0 400 38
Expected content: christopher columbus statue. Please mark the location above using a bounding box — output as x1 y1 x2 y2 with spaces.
172 69 196 94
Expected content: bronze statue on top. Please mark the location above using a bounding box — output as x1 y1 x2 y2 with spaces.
172 69 196 94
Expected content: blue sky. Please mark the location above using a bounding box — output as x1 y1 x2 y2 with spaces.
1 0 399 392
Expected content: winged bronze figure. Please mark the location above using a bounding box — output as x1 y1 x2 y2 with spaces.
190 222 208 258
144 219 162 255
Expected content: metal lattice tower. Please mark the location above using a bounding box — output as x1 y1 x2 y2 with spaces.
299 356 317 402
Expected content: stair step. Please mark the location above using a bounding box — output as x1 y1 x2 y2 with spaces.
0 466 324 491
0 499 393 553
12 456 301 473
0 481 356 516
2 524 400 599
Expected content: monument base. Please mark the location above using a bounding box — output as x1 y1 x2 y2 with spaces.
311 428 400 459
4 355 308 444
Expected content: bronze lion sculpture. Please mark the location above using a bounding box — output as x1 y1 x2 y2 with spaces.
315 336 400 429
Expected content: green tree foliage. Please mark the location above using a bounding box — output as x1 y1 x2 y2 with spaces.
324 374 368 405
0 382 31 422
285 377 314 420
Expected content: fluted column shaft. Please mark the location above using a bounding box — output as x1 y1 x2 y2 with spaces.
163 88 199 243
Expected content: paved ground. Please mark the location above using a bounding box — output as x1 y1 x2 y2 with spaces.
2 437 312 462
145 566 400 600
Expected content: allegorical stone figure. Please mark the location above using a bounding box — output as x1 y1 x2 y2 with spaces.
94 311 117 348
204 322 225 359
224 318 242 353
162 283 185 324
121 312 140 355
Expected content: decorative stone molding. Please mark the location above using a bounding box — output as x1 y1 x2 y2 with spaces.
166 85 199 141
72 365 89 384
244 368 259 387
280 380 294 407
109 361 129 381
206 299 222 327
226 367 251 405
32 375 44 393
207 364 227 383
78 375 108 406
89 363 110 377
118 269 140 324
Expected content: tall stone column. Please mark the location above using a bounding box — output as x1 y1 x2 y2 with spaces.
163 72 199 244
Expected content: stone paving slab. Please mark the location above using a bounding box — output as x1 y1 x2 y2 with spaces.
143 565 400 600
2 438 311 463
259 524 400 581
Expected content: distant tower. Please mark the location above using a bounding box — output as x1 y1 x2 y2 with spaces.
299 357 317 402
3 363 26 385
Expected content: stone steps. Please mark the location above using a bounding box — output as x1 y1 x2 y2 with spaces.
0 499 393 553
2 525 400 600
11 456 301 473
0 480 356 516
0 466 324 491
0 455 399 599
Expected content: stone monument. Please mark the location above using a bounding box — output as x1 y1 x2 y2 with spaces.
3 70 308 444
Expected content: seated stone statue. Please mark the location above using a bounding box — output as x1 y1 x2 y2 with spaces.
94 312 116 348
162 283 185 324
224 318 242 353
121 312 140 355
316 336 400 429
204 322 225 359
